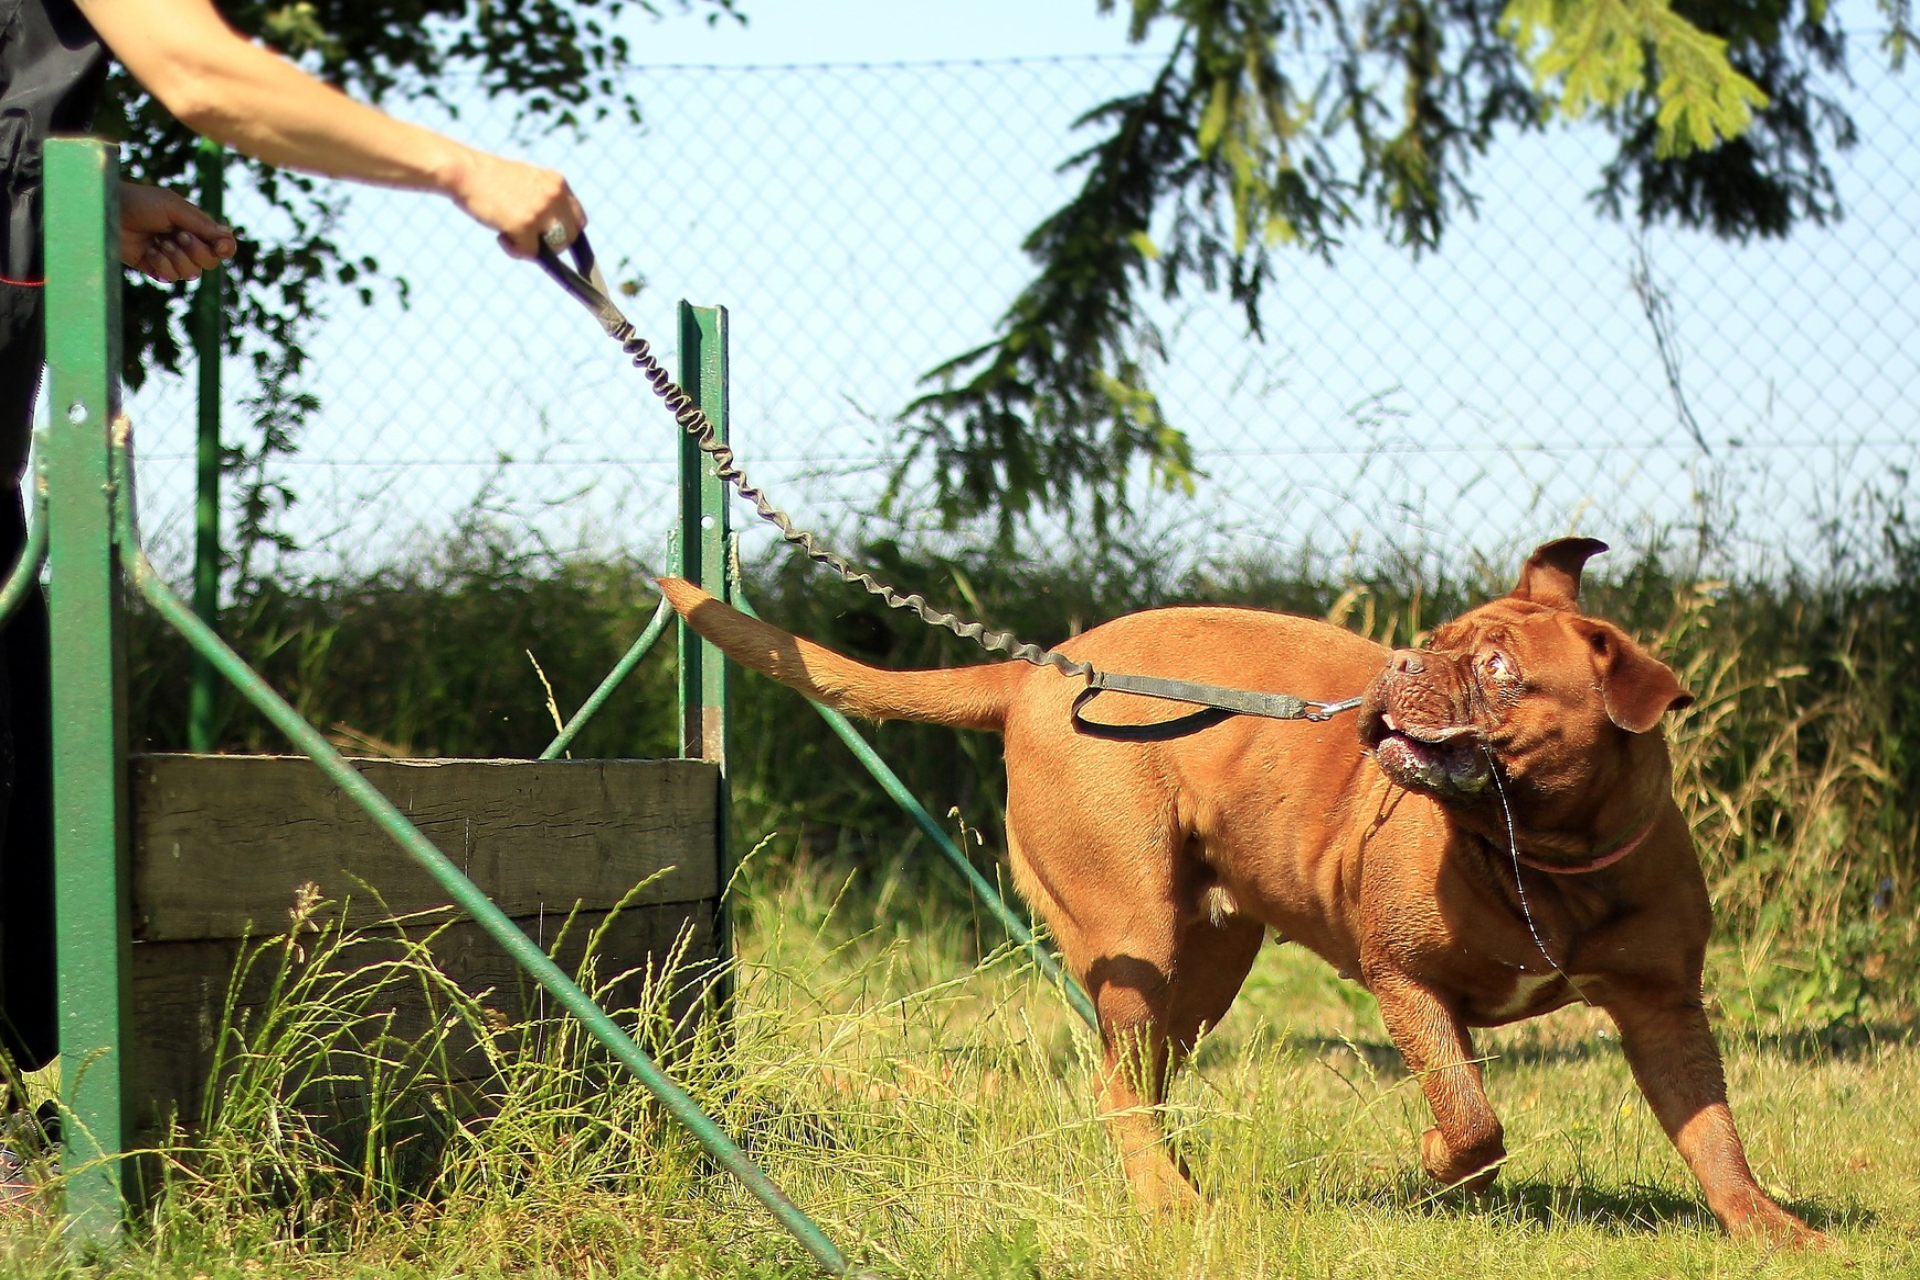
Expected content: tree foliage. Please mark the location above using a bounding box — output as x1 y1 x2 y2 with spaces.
904 0 1910 540
102 0 739 576
98 2 1913 554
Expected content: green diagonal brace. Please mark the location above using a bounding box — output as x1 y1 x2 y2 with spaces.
731 591 1098 1031
540 596 673 759
0 476 48 626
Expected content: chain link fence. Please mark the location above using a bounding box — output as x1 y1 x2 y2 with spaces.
121 51 1920 586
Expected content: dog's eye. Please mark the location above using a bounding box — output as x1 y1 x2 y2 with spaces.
1484 652 1511 679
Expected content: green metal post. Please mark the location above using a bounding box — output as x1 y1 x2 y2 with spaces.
41 137 135 1237
676 302 730 763
188 140 224 752
676 303 732 976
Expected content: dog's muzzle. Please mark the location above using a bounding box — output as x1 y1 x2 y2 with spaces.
1358 651 1493 801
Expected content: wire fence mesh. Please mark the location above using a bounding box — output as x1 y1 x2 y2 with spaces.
121 51 1920 588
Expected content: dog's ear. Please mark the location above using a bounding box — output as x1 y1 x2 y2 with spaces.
1512 538 1609 609
1573 618 1694 732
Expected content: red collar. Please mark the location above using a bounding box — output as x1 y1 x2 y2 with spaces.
1514 807 1661 875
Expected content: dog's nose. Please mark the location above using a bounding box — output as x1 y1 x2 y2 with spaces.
1394 651 1426 676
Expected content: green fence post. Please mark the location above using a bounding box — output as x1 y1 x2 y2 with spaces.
188 139 224 752
676 302 730 763
676 303 732 971
42 136 135 1238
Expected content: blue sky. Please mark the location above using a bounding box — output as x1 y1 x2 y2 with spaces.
620 2 1173 62
113 3 1919 581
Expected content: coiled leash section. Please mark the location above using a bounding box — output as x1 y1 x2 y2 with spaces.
536 236 1361 740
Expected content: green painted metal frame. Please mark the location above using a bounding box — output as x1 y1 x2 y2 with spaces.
187 140 224 753
111 445 855 1272
43 140 137 1241
731 591 1099 1030
40 139 866 1276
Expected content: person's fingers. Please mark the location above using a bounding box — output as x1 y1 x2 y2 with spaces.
157 191 234 252
158 236 201 281
118 185 239 281
139 247 178 284
173 232 225 272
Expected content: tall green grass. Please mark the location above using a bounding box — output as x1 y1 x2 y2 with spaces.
125 522 1919 1032
4 839 1916 1278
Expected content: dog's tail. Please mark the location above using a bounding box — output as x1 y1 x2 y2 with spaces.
655 579 1024 733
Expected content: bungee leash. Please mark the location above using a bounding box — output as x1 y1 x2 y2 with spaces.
535 235 1361 739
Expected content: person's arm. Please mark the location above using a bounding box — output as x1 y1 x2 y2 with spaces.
76 0 584 257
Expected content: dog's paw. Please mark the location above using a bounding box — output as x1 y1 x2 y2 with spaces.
1129 1161 1207 1218
1726 1200 1831 1250
1420 1125 1504 1193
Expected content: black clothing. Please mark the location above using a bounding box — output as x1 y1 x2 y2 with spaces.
0 0 107 1083
0 463 52 1083
2 0 109 284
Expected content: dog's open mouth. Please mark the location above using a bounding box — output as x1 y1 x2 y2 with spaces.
1370 713 1492 799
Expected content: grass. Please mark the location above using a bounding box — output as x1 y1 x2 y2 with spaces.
4 846 1917 1278
3 521 1900 1275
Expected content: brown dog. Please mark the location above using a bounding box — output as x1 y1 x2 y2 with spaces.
658 538 1818 1244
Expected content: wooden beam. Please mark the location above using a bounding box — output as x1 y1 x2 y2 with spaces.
131 756 720 942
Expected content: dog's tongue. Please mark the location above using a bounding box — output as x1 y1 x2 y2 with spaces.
1383 712 1473 745
1377 730 1490 797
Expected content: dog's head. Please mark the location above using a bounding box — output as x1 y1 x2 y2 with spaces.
1356 538 1694 811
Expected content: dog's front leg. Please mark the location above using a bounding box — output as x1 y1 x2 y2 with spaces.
1605 992 1824 1246
1369 974 1506 1191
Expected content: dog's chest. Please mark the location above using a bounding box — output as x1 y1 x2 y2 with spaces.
1466 969 1578 1024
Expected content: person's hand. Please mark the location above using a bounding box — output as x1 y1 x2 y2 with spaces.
118 182 237 283
447 149 588 259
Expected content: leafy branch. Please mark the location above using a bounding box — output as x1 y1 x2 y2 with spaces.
109 0 743 567
905 0 1868 544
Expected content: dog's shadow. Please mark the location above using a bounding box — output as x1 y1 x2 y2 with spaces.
1204 1029 1878 1238
1236 1172 1866 1238
1424 1179 1865 1236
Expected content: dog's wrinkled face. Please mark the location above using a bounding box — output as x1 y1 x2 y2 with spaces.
1356 639 1495 802
1356 537 1693 809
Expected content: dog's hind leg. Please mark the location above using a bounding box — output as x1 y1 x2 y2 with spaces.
1157 912 1266 1192
1084 946 1197 1214
1002 763 1215 1211
1068 890 1266 1213
1008 821 1196 1213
